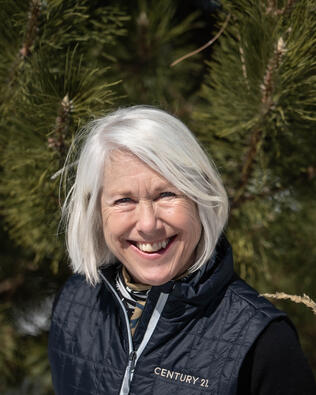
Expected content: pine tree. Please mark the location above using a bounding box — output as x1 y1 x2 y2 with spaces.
0 1 128 391
193 0 316 368
0 0 315 392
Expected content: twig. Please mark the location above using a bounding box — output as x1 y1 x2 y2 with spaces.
2 0 41 113
48 94 72 156
262 292 316 315
19 0 41 58
170 13 231 67
232 126 263 208
260 37 286 110
237 31 249 91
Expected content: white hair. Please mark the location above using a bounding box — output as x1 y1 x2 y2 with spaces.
62 106 229 285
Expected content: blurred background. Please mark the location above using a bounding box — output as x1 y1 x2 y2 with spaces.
0 0 315 393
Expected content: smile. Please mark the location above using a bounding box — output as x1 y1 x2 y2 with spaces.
128 236 176 253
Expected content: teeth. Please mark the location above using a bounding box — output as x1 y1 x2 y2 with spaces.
136 238 170 253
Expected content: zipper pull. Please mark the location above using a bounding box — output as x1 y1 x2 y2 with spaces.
129 351 137 380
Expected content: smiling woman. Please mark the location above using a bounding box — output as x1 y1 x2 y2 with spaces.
61 106 228 286
101 150 202 286
48 106 316 395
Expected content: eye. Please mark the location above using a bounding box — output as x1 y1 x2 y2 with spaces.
158 191 176 199
114 197 134 205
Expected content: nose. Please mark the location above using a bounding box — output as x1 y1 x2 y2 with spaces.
135 200 160 235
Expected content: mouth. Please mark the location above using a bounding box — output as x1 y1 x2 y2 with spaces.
128 235 176 254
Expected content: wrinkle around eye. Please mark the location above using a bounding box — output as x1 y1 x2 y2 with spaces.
113 197 135 205
154 191 177 201
160 191 176 198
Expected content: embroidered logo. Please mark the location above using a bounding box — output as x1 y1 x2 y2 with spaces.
154 367 209 388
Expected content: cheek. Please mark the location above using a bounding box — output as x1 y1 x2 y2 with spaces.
167 201 201 235
102 209 132 243
184 214 202 249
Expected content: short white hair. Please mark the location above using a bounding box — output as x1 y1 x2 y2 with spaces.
62 106 229 285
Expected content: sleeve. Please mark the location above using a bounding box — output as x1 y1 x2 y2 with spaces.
237 318 316 395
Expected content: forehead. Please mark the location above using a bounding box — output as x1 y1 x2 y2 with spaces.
103 150 171 191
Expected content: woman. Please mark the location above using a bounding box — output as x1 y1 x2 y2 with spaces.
49 106 316 394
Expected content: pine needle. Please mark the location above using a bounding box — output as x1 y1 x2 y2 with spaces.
262 292 316 315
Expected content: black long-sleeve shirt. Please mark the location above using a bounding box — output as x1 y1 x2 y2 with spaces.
237 319 316 394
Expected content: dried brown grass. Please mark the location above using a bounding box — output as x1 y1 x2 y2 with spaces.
262 292 316 315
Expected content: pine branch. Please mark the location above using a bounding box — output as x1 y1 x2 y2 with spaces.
262 292 316 315
260 37 286 112
232 36 287 208
19 0 41 58
2 0 41 113
231 161 316 210
9 0 41 79
0 3 124 265
231 125 263 208
48 94 73 157
170 13 231 67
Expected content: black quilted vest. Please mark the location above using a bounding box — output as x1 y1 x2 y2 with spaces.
48 238 285 394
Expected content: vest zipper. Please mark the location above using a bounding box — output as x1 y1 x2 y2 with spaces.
128 351 137 381
99 270 169 395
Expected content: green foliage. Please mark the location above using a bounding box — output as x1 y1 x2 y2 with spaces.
192 0 316 371
0 0 315 391
0 1 127 391
0 1 125 267
108 0 205 116
0 0 30 107
194 0 316 276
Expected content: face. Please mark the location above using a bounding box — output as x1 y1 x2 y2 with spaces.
100 151 202 286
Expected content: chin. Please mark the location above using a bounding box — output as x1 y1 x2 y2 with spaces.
144 277 171 286
131 269 175 286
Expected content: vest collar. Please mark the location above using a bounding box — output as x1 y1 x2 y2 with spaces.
163 235 235 314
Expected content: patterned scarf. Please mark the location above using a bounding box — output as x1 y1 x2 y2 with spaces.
116 266 191 336
116 267 151 336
